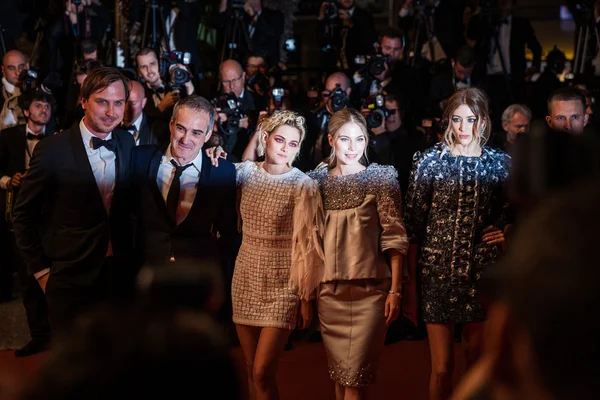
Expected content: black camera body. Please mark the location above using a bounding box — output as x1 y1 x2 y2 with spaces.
161 50 192 93
324 0 338 18
247 72 270 95
364 94 394 129
355 53 392 78
212 92 246 136
328 83 349 113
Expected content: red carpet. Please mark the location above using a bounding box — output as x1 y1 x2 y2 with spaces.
0 340 466 399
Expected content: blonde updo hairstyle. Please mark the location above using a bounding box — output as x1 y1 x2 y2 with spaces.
256 110 307 164
322 108 369 169
442 88 492 149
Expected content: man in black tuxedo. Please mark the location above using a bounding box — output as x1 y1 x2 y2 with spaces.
122 80 164 146
131 95 238 289
0 90 54 356
426 45 477 118
12 67 136 333
467 0 542 122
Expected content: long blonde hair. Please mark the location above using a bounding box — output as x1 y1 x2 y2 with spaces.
442 88 491 149
256 110 307 164
320 108 369 169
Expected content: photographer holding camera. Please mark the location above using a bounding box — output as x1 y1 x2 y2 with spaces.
364 94 423 194
317 0 377 73
296 72 352 171
214 59 257 161
136 47 195 123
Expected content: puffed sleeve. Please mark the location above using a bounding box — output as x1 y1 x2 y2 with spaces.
372 165 409 255
404 150 435 243
289 176 325 300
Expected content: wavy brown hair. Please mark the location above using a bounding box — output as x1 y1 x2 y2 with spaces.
442 88 491 148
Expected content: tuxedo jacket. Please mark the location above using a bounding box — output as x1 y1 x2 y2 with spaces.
467 14 542 83
137 113 161 146
132 145 239 274
0 125 53 214
12 125 135 283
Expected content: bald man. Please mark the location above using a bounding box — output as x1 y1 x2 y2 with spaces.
296 72 353 171
216 59 257 161
0 50 28 130
122 80 161 146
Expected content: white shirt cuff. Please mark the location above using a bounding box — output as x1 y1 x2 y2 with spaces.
34 268 50 279
0 175 11 190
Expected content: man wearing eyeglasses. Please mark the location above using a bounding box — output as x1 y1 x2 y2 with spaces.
215 59 257 161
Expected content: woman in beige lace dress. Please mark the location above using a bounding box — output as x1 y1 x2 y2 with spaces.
210 110 324 400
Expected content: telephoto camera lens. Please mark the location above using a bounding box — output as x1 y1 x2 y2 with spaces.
367 109 385 128
169 65 191 85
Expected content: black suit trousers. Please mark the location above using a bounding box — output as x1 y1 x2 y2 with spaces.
45 257 114 333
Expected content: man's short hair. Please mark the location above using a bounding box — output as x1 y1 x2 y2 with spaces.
172 95 216 133
501 104 532 123
81 67 130 101
455 45 476 69
547 87 587 115
246 52 268 65
21 89 56 113
135 47 159 64
379 27 405 44
81 40 98 56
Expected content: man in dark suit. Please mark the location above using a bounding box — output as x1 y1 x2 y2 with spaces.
467 0 542 122
122 80 164 146
317 0 377 73
131 95 238 293
12 67 136 333
215 59 257 161
0 89 54 356
426 45 477 118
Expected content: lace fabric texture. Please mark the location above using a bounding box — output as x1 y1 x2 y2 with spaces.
232 161 323 329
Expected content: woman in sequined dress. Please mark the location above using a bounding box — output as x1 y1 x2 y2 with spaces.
308 108 409 399
404 88 510 400
208 110 324 400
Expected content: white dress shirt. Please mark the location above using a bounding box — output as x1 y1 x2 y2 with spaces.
488 16 512 76
0 125 43 190
79 119 117 214
156 145 202 225
1 77 18 101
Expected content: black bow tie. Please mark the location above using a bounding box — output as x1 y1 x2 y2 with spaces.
153 86 165 94
26 133 45 141
122 124 136 131
91 137 117 152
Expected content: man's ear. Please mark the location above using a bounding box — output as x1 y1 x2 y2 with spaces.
502 120 509 132
81 97 88 110
142 97 148 109
545 115 552 128
584 113 590 127
23 109 30 119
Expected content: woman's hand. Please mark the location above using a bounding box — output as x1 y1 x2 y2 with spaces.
384 292 401 326
482 225 505 249
297 299 313 330
205 145 227 167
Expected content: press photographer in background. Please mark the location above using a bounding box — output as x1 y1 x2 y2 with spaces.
317 0 377 73
364 94 424 194
135 47 195 123
296 72 353 171
212 59 257 162
0 89 55 356
352 28 422 127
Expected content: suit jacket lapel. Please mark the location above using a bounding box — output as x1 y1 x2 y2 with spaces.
148 147 172 223
68 126 107 216
16 126 27 172
138 114 150 145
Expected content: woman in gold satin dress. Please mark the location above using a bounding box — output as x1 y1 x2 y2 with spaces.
308 108 409 400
